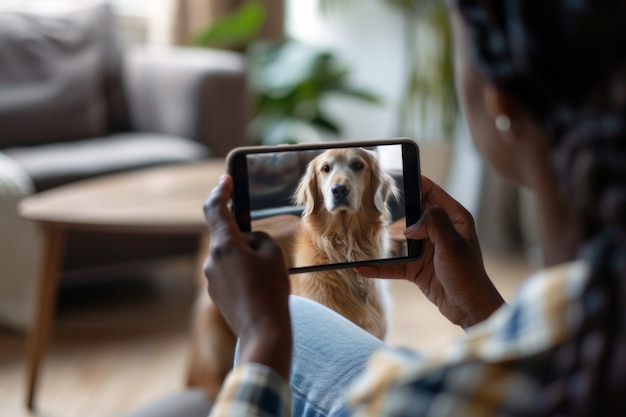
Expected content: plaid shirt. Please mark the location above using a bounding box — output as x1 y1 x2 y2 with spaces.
210 261 589 417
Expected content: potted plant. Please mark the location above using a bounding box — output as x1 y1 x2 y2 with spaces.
245 39 382 145
193 0 382 145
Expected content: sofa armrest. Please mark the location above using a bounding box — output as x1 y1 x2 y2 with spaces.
0 153 40 331
123 47 251 157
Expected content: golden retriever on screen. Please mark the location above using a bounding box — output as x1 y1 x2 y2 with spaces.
290 147 398 339
186 147 398 399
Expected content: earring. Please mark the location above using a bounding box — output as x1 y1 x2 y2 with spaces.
495 114 515 145
495 114 510 132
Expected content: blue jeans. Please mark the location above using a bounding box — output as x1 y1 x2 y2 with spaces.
236 296 387 417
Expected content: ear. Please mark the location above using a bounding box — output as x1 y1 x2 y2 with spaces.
370 157 399 214
483 85 511 119
294 160 318 217
374 172 400 215
483 85 530 134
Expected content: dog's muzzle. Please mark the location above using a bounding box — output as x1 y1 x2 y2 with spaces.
331 183 351 208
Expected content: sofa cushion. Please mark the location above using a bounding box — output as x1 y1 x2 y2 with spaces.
0 2 116 147
4 133 210 191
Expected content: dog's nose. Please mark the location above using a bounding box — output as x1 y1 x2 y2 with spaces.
331 184 350 199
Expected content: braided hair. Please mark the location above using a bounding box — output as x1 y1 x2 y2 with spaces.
455 0 626 414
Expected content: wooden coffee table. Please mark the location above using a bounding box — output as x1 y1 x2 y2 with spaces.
18 159 300 410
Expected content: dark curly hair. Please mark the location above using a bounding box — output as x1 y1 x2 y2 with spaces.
456 0 626 415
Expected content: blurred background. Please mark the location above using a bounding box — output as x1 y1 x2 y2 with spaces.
0 1 540 416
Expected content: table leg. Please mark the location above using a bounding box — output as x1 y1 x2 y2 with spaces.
26 224 66 410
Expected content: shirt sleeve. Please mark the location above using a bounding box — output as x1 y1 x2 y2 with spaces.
336 262 589 417
209 363 292 417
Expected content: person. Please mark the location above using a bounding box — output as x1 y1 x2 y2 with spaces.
202 0 626 416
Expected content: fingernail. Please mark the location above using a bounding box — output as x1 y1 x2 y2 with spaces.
404 223 418 235
219 174 228 182
355 266 376 276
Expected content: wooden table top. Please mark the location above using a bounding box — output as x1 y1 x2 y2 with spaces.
18 160 227 233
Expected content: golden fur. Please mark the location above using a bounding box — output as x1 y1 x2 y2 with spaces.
186 147 398 399
290 148 398 339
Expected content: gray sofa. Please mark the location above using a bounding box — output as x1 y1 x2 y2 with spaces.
0 2 250 330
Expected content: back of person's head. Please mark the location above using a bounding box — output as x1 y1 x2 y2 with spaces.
455 0 626 414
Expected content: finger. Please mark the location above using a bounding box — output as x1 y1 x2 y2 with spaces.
355 263 408 279
204 175 247 247
420 175 465 213
416 206 468 258
404 216 428 240
246 231 280 254
418 176 475 237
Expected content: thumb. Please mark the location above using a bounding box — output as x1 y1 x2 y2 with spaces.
406 206 466 249
247 231 283 257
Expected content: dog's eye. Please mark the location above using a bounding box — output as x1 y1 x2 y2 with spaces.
322 164 330 173
352 161 364 171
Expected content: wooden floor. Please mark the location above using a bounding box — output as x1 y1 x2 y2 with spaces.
0 249 537 417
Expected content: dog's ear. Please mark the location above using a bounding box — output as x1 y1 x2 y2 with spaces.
293 160 318 217
370 157 400 216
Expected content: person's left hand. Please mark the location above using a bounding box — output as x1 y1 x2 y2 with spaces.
203 174 292 380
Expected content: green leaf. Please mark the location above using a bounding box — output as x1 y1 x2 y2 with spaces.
247 38 381 144
193 1 265 49
250 41 335 93
331 86 384 105
310 114 342 135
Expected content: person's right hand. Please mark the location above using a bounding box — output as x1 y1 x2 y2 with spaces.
203 175 292 379
357 176 505 329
